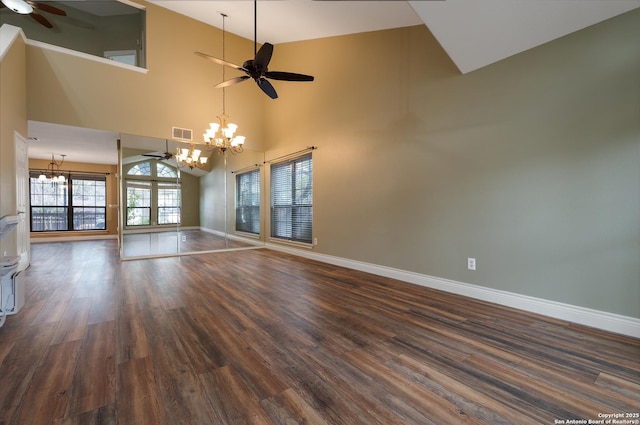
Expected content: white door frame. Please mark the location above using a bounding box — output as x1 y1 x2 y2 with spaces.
15 131 30 271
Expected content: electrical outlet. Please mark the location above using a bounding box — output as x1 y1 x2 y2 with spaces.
467 257 476 271
313 237 318 246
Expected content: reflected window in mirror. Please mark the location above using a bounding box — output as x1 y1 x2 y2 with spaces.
126 181 151 226
158 182 181 225
157 163 178 178
125 161 181 227
128 162 151 176
236 169 261 235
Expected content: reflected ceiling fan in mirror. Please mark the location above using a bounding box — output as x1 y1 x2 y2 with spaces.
142 140 173 161
194 0 314 99
0 0 66 28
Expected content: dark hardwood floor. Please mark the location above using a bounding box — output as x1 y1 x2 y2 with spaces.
1 240 638 424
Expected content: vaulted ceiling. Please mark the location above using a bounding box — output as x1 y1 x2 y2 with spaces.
149 0 640 73
26 0 640 164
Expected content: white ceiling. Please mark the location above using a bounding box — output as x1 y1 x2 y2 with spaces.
149 0 640 74
27 0 640 165
28 121 119 165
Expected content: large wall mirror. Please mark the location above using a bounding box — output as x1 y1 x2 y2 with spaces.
119 134 265 259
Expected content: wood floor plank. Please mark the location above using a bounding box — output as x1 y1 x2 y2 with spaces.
66 321 116 416
199 365 274 425
0 322 56 423
594 371 640 404
393 353 540 425
2 241 638 424
115 303 150 365
10 340 82 425
50 297 91 344
261 388 330 425
244 325 379 425
116 356 166 425
165 307 226 373
55 404 116 425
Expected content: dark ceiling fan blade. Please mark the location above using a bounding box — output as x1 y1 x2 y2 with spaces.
214 75 250 89
254 42 273 70
265 71 314 82
29 1 65 15
194 51 246 72
257 78 278 99
29 10 52 28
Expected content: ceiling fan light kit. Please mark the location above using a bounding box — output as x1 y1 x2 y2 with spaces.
1 0 67 28
2 0 31 14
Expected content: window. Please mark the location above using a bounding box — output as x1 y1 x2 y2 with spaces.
157 182 181 225
157 163 178 178
270 153 313 243
128 162 151 176
126 181 151 226
236 168 261 235
72 176 107 230
30 173 106 232
125 161 181 227
104 50 137 66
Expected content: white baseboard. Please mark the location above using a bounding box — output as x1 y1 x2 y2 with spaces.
265 243 640 339
31 234 118 243
199 227 264 247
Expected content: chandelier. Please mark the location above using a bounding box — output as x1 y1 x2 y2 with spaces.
202 12 245 155
203 114 245 154
38 154 67 184
175 144 208 170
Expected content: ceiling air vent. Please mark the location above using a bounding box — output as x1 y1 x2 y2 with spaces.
172 127 193 141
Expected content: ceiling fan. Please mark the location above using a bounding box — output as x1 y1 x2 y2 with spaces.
0 0 66 29
194 1 314 99
142 140 173 161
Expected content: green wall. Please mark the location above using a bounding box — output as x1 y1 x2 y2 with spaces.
264 11 640 317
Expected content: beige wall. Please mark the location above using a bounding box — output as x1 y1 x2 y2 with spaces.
25 2 265 149
2 6 638 318
28 159 118 239
0 27 27 258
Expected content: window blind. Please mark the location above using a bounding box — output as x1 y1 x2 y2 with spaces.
270 153 312 243
236 168 261 235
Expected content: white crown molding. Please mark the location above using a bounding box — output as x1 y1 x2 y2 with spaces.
266 243 640 339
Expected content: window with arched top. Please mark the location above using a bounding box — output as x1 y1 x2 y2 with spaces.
157 162 178 178
127 162 151 176
125 161 181 226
